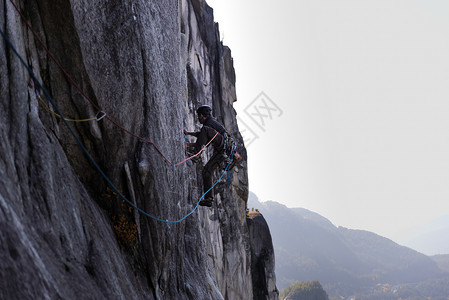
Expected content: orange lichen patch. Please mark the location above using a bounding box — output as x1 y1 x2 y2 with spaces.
113 212 137 246
246 211 261 219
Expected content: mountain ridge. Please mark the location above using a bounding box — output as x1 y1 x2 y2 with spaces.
248 192 447 298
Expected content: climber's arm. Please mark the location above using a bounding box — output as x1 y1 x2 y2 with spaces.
184 129 199 137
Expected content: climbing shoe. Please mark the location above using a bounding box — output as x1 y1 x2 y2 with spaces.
199 198 213 207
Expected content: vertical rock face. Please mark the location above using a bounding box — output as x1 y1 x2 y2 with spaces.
247 212 279 300
0 0 273 299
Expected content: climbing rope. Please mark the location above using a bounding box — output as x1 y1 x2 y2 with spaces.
1 27 234 223
8 0 215 167
34 87 98 122
177 131 218 166
39 99 97 122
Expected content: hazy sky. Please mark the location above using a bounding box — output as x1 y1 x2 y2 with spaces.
207 0 449 242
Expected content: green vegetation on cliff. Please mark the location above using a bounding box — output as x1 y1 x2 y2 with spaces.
280 281 329 300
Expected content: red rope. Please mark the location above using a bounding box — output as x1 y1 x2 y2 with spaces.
9 0 217 166
175 132 218 166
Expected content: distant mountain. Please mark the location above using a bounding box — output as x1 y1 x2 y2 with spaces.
431 254 449 273
248 192 448 299
398 215 449 255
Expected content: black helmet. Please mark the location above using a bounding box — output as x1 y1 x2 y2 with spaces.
196 105 212 117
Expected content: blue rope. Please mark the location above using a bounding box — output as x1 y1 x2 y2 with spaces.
0 28 233 224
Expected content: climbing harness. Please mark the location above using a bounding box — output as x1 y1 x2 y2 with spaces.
222 132 234 157
221 132 241 171
1 27 234 224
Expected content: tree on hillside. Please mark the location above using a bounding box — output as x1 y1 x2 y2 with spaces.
280 281 329 300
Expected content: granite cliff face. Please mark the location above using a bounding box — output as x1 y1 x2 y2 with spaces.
1 0 277 299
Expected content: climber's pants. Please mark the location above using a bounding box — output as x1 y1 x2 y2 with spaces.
202 151 224 200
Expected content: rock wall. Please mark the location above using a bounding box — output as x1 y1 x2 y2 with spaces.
1 0 276 299
247 212 279 300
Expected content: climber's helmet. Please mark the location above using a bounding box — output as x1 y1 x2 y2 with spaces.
197 105 212 117
197 105 212 124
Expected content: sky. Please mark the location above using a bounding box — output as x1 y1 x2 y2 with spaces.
206 0 449 242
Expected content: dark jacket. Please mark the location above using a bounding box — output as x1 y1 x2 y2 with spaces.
203 116 226 135
193 117 226 153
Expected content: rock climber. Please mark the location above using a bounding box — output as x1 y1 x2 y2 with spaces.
184 105 242 207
